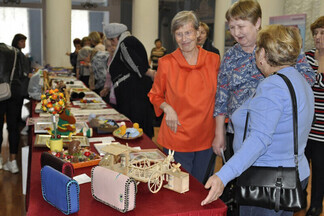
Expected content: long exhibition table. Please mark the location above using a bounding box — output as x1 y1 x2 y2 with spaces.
26 102 227 215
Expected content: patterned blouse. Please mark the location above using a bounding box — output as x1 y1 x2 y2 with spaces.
214 43 315 133
305 48 324 142
91 51 109 90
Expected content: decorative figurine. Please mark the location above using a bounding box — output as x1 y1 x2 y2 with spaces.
41 88 66 152
100 143 189 194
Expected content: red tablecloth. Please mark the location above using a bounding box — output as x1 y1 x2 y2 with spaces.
26 101 227 216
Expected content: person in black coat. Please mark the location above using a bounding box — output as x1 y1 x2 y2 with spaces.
104 23 155 138
0 42 29 173
197 22 220 57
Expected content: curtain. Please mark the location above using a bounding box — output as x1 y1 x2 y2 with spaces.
284 0 321 52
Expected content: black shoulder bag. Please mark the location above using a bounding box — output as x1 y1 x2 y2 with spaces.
236 73 306 212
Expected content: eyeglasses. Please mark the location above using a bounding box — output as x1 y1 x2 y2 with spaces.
175 30 195 39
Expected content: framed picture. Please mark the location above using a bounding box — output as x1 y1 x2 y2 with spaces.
34 121 88 134
72 99 106 106
34 134 89 148
84 92 101 99
34 122 53 133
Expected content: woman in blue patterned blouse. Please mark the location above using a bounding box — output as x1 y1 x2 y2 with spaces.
212 0 315 157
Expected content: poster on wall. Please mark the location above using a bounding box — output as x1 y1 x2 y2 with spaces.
269 14 307 49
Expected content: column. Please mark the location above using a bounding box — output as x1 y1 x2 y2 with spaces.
213 0 231 57
258 0 284 27
320 0 324 18
132 0 159 57
44 0 71 67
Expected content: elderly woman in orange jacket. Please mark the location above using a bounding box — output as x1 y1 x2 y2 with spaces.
148 10 220 183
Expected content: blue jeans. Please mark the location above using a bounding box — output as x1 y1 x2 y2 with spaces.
239 177 309 216
163 147 214 183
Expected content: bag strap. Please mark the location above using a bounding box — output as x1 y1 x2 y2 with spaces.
275 73 298 168
243 73 298 168
9 48 17 85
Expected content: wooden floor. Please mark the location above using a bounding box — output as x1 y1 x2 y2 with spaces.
0 124 27 216
0 126 322 216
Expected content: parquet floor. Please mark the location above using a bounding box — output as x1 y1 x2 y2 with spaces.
0 126 322 216
0 124 27 216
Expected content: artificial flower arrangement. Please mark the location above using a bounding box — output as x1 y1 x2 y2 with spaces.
41 89 68 141
41 89 99 168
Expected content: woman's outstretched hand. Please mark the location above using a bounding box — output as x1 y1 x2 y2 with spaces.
201 175 225 206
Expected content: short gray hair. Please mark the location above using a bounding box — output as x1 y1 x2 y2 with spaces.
78 46 93 60
171 11 199 36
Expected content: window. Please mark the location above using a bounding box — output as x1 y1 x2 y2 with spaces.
0 7 42 65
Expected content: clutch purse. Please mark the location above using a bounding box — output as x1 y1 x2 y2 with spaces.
41 165 80 215
41 152 74 177
91 166 137 213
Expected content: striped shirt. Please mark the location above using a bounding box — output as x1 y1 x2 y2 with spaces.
305 48 324 142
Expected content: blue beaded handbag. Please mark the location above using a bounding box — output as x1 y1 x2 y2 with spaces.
41 165 80 215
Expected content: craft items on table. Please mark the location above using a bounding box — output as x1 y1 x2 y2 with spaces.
53 80 66 93
67 108 120 117
70 88 91 93
51 140 101 169
89 136 116 156
34 119 88 134
54 108 76 136
75 127 93 138
35 134 89 148
64 87 71 105
91 166 137 213
51 79 84 89
73 99 106 107
41 91 93 138
99 143 189 194
41 165 80 215
42 70 51 92
27 116 54 126
113 122 143 139
70 91 86 101
41 89 66 152
40 152 74 178
89 115 119 134
50 75 77 82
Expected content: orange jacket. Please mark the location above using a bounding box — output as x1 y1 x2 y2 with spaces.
148 47 220 152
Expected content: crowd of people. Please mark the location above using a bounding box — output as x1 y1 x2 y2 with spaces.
0 0 323 215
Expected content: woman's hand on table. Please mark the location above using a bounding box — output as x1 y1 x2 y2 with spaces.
100 87 109 97
160 102 181 133
201 175 224 206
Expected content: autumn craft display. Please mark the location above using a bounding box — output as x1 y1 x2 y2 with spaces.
41 89 66 151
53 140 101 169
